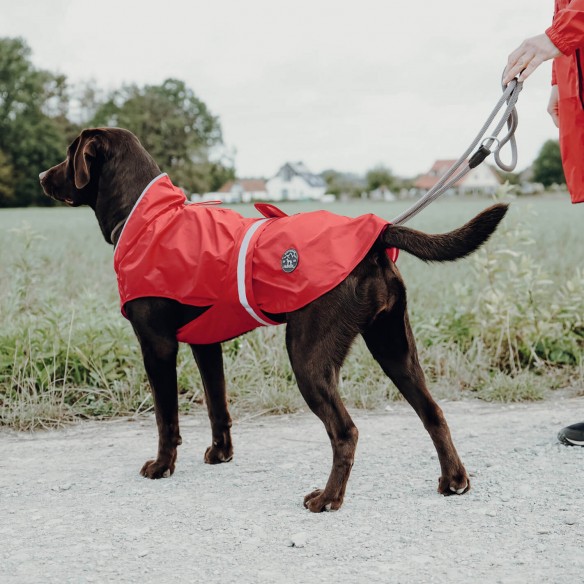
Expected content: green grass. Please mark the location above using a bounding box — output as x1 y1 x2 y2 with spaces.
1 192 583 429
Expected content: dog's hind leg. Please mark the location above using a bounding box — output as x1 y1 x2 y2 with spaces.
286 306 360 512
362 300 470 496
190 343 233 464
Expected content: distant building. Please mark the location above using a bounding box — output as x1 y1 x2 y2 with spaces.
415 159 501 194
196 179 268 203
266 162 328 201
217 179 268 203
368 186 396 202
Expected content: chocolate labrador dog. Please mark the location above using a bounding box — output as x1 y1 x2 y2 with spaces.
40 127 507 512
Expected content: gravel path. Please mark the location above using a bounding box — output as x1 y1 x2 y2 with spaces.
1 397 583 584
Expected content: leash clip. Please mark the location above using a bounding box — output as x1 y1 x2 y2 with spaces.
468 145 491 169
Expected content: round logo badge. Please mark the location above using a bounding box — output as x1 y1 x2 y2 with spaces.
281 249 299 273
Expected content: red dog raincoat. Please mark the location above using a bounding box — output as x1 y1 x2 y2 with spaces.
114 174 398 344
547 0 584 203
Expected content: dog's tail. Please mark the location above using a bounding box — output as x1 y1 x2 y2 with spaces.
382 204 508 262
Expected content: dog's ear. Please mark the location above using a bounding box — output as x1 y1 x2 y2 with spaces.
72 132 97 189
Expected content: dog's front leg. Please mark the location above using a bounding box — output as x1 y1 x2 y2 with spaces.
190 343 233 464
127 303 182 479
137 334 181 478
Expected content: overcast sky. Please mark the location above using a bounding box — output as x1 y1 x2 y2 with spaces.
1 0 558 179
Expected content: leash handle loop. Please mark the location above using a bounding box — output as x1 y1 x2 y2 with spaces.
391 74 523 226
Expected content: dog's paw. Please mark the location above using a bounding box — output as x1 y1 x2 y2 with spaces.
140 459 175 479
438 471 470 496
303 489 343 512
204 444 233 464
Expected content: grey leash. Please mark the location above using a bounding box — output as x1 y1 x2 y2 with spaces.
391 77 523 226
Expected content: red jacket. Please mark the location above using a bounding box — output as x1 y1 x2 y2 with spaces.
114 174 398 344
546 0 584 203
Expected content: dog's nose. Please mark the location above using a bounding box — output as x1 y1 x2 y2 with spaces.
39 170 47 181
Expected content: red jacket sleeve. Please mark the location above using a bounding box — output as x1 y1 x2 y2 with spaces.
546 0 584 56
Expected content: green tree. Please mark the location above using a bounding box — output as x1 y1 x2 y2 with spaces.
0 37 68 206
0 149 15 205
365 164 396 192
532 139 565 187
207 160 236 193
322 169 365 198
498 171 520 186
71 79 106 128
92 78 232 194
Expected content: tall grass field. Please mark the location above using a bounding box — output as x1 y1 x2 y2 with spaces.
1 193 582 429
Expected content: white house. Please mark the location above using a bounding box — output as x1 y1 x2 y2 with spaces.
266 162 327 201
414 159 501 194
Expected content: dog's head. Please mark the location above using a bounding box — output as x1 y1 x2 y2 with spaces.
39 127 160 206
40 128 107 207
39 128 161 242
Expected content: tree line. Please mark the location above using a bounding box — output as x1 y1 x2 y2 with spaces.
0 37 235 207
0 36 565 208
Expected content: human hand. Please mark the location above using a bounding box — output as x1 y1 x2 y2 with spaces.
503 33 562 85
547 85 559 127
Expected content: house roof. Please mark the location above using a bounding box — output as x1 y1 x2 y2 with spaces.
414 159 500 190
414 160 462 190
218 179 267 193
276 162 327 188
